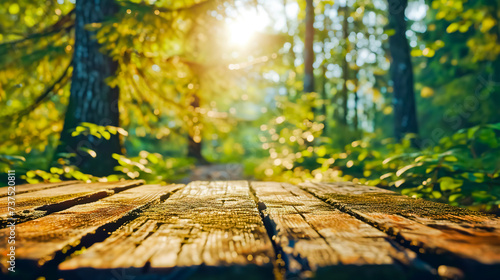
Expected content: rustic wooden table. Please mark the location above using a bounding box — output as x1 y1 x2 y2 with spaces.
1 180 499 279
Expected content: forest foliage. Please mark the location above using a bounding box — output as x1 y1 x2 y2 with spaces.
0 0 499 213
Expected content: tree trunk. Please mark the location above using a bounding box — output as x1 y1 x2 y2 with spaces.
341 5 349 126
303 0 315 94
55 0 121 176
187 94 207 164
283 0 296 100
187 135 205 163
387 0 419 140
321 63 328 132
354 71 359 131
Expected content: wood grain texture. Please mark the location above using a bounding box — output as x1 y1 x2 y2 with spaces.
0 180 144 228
0 184 180 275
0 181 79 197
301 182 500 278
4 180 500 280
59 181 275 280
251 182 432 280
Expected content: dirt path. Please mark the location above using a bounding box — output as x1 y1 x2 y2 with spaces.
180 163 250 183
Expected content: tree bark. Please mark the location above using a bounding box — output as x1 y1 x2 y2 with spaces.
341 5 349 126
55 0 121 176
303 0 315 94
187 93 207 164
387 0 419 140
321 62 328 132
283 0 296 99
354 70 359 131
187 135 205 163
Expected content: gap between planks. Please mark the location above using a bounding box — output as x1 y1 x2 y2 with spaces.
58 181 275 280
0 183 182 278
59 181 434 280
0 180 80 198
300 181 500 280
6 180 499 280
0 180 144 228
249 181 434 280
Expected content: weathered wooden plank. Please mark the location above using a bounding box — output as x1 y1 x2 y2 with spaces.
58 181 275 280
0 184 181 276
0 180 144 228
301 182 500 278
0 180 79 197
251 182 432 279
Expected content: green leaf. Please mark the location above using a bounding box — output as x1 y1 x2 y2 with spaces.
487 123 500 131
467 126 480 139
432 191 442 199
446 22 460 33
384 29 396 36
147 153 160 164
477 128 498 147
473 172 485 183
396 163 421 177
50 167 64 175
382 154 405 165
116 127 129 136
316 146 327 157
449 194 463 202
106 126 118 134
394 179 405 187
101 131 111 140
380 173 393 180
443 155 458 162
439 177 463 191
0 155 26 162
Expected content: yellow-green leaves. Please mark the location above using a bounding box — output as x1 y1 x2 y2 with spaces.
446 21 472 33
396 163 422 177
71 123 128 139
480 17 496 33
8 4 20 15
446 22 460 33
420 87 434 98
439 177 463 191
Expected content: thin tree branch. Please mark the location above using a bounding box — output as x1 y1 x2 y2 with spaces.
0 9 75 47
120 0 216 13
133 66 186 110
0 62 72 120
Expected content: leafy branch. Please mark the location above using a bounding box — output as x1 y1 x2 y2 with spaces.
0 62 72 121
0 9 75 48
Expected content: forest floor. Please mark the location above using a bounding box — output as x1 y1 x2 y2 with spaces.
180 163 249 183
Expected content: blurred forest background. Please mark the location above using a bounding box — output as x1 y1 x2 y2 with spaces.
1 0 499 213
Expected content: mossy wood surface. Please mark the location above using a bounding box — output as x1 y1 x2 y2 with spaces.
251 182 432 279
0 181 79 198
1 180 499 280
301 181 500 279
0 180 144 228
0 183 178 274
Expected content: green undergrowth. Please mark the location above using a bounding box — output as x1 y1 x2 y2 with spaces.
1 121 499 214
253 122 500 214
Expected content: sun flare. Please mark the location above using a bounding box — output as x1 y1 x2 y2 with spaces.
227 9 268 46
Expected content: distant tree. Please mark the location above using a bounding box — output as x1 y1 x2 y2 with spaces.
386 0 419 140
187 93 207 164
303 0 315 95
341 5 349 126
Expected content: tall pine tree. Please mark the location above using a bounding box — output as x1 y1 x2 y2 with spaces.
55 0 122 175
387 0 418 140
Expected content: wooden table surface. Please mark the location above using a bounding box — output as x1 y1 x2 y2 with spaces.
1 180 499 280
